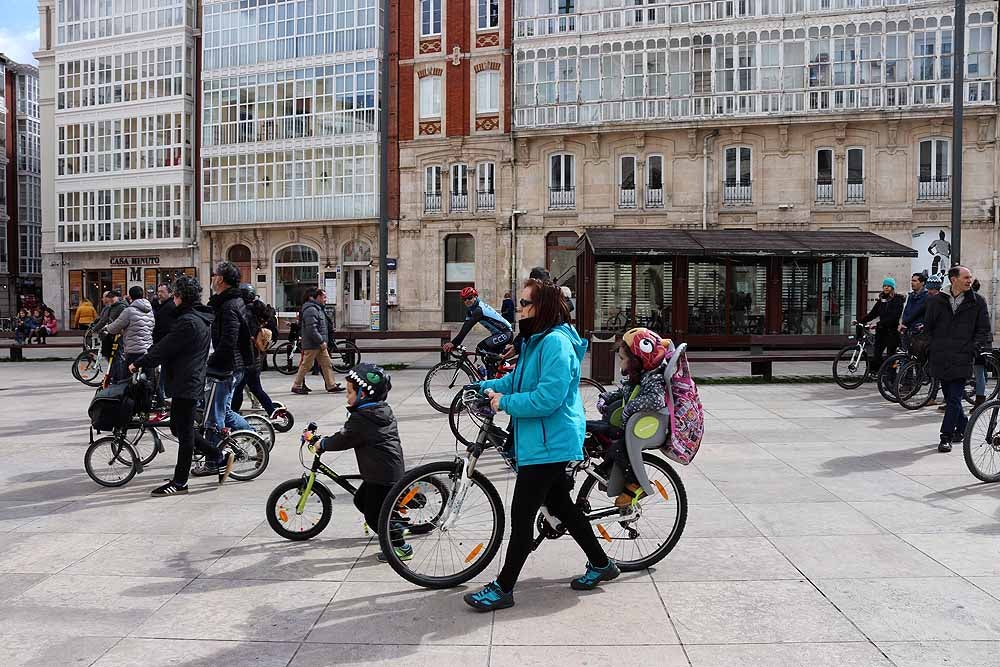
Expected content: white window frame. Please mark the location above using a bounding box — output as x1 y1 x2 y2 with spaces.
550 153 575 190
724 146 752 185
421 0 442 36
619 154 637 208
918 137 950 182
425 165 442 195
477 162 495 194
419 76 441 119
845 146 864 202
476 70 500 114
451 163 469 196
478 0 499 30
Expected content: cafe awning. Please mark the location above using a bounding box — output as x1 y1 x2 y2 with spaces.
581 229 917 258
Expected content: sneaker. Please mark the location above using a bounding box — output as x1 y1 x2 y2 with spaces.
190 461 219 477
291 386 310 395
938 435 953 453
326 384 346 394
151 480 188 497
570 559 621 591
952 431 965 444
377 543 414 563
148 410 169 424
218 448 235 483
614 483 645 509
463 580 515 612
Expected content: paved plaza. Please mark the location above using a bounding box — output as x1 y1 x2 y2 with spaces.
1 359 1000 666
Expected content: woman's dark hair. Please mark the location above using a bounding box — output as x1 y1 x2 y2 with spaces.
214 261 242 287
615 341 643 384
523 278 570 331
172 275 203 307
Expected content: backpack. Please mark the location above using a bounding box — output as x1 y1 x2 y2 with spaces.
662 350 704 465
88 380 136 432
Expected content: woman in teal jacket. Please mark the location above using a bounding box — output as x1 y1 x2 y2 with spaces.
464 279 618 612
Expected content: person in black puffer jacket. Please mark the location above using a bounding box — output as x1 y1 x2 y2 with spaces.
201 261 253 459
130 276 234 496
317 363 409 559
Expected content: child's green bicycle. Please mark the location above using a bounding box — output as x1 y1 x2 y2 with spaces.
265 421 446 541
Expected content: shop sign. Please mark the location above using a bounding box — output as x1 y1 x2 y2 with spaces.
110 256 160 267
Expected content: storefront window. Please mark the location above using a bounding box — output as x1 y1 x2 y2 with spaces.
782 260 819 334
688 261 727 335
731 262 766 335
273 244 319 313
444 234 475 322
823 258 857 335
546 231 578 288
637 261 672 334
595 261 632 331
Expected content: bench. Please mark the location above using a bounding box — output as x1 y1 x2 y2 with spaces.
686 351 836 380
0 339 83 361
275 330 454 363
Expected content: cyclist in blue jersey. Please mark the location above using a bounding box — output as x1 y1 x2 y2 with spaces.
443 286 514 377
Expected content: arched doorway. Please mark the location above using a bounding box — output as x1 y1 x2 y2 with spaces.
342 240 372 327
273 244 319 314
227 244 252 286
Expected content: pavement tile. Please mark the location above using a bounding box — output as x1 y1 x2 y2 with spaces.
0 573 47 603
815 577 1000 641
291 643 490 666
876 641 1000 667
677 503 762 538
849 499 996 534
0 574 189 637
686 642 894 667
92 638 300 666
967 577 1000 600
738 501 885 536
770 534 953 579
0 532 121 574
201 535 368 581
650 537 800 581
305 581 493 645
490 645 688 666
0 634 119 667
895 534 1000 577
132 578 341 641
64 534 241 578
491 581 678 646
659 579 861 644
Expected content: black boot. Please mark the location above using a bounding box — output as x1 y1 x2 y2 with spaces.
938 434 953 453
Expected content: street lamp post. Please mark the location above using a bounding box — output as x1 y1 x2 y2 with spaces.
378 0 390 331
951 0 965 266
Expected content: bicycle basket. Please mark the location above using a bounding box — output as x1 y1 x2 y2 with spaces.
88 381 135 432
909 332 931 361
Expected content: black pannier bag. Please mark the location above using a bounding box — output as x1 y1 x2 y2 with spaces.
88 381 135 432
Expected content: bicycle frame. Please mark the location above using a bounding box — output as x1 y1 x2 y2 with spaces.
294 448 361 514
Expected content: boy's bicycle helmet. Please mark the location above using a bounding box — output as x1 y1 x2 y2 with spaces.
345 363 392 402
460 286 479 299
621 327 671 372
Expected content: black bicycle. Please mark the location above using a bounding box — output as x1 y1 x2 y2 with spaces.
271 333 361 376
963 398 1000 482
833 322 877 389
71 325 107 387
265 421 445 541
376 388 687 589
423 345 517 413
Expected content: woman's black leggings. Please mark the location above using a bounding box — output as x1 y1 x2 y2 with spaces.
496 461 610 592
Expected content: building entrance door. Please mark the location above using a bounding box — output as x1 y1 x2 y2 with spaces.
346 267 371 327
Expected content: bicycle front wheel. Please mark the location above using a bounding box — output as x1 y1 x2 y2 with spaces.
833 344 868 389
271 342 299 375
377 460 505 589
331 341 361 374
964 356 1000 404
877 353 908 403
964 400 1000 482
575 453 687 571
73 350 103 387
85 436 139 487
224 430 270 481
424 361 478 414
266 477 333 540
579 377 607 420
896 361 937 410
244 414 277 451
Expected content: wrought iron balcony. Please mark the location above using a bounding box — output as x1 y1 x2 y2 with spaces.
549 187 576 210
846 179 865 204
424 192 442 213
918 177 951 201
450 192 469 213
815 180 834 204
646 187 664 208
722 180 752 207
619 187 637 209
477 190 495 211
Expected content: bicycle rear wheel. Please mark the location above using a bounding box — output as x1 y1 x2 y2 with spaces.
833 344 868 389
270 405 295 433
85 436 139 487
244 414 276 451
877 353 907 403
424 361 478 414
579 377 606 421
575 453 687 571
271 343 299 375
964 399 1000 482
377 460 505 589
964 356 1000 404
224 430 270 481
73 350 103 387
896 361 937 410
331 341 361 374
448 391 509 447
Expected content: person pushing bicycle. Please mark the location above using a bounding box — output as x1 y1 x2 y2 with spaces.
443 286 513 378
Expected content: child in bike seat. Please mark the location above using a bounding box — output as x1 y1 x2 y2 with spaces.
596 328 672 508
317 362 412 562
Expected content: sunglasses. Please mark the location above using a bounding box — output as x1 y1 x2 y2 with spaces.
519 299 533 307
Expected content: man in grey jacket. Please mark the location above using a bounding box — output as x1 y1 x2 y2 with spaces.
292 288 345 394
105 285 155 382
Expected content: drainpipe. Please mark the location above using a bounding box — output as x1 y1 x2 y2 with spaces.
992 195 998 330
702 129 719 231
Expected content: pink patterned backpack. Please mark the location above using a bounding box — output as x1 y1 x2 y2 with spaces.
662 348 704 465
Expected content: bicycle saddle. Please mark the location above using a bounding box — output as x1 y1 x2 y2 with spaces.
206 368 233 381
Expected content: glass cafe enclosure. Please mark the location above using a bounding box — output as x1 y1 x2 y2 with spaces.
575 229 917 347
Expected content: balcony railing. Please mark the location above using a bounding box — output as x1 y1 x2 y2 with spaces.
619 187 637 209
918 177 951 201
450 192 469 213
722 180 752 207
424 192 442 213
549 187 576 210
846 179 865 203
815 180 834 204
476 190 495 211
646 187 664 208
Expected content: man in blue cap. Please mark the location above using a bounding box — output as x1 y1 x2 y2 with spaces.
856 276 905 374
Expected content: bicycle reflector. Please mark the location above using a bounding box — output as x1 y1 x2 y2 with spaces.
465 543 484 563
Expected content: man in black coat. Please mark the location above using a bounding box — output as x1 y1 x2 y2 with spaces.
201 261 253 460
924 265 991 452
130 276 234 495
152 283 178 343
858 277 905 374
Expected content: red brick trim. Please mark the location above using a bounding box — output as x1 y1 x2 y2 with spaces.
417 67 444 78
475 116 500 131
419 39 442 54
419 120 442 135
474 61 502 72
475 32 500 48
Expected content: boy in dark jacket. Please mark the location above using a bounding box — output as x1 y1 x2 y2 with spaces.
317 363 411 561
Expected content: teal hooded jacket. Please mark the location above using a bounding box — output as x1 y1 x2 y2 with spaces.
480 323 589 467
